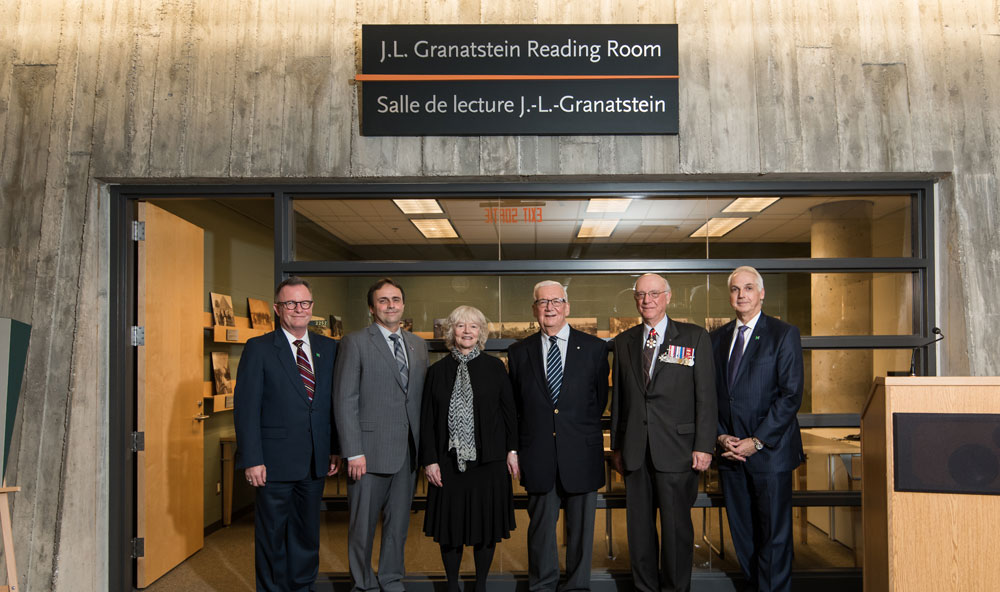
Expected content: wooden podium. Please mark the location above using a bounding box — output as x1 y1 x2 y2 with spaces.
861 377 1000 591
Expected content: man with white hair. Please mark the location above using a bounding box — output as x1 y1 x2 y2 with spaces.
710 266 804 592
611 273 716 592
507 280 610 592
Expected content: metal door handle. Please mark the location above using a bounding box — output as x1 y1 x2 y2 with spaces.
194 414 210 421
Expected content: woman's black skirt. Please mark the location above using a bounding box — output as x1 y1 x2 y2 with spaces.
422 454 516 547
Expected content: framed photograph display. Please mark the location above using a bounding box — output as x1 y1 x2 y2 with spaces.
211 293 236 327
248 298 274 331
211 352 233 395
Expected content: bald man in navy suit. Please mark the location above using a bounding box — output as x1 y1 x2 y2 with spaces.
711 266 804 592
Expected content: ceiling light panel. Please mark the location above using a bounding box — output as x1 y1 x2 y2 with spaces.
394 199 443 214
689 217 749 238
577 219 619 238
586 198 633 213
722 197 780 213
411 218 458 239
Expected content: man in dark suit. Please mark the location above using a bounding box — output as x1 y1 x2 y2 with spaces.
334 278 428 592
710 266 804 592
611 273 716 592
234 276 340 592
507 280 609 592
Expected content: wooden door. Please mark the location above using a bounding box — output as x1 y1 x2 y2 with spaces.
136 203 205 587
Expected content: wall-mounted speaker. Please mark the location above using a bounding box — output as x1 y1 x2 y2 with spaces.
893 413 1000 495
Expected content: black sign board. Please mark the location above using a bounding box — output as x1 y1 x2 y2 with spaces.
358 25 678 136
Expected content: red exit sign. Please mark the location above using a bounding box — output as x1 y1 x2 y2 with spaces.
484 207 544 224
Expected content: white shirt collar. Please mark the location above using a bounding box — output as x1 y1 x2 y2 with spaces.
281 327 310 348
643 316 669 344
736 311 762 332
375 322 402 340
543 323 571 342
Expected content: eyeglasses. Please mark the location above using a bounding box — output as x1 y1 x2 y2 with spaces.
277 300 314 311
633 290 667 300
533 298 568 307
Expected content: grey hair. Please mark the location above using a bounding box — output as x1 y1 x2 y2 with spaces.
532 280 568 302
633 273 671 293
444 305 490 350
728 266 764 291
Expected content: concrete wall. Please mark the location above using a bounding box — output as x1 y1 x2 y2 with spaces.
0 0 998 589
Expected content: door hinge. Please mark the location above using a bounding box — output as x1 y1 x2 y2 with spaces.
131 326 145 346
131 220 145 241
131 431 145 452
131 537 145 558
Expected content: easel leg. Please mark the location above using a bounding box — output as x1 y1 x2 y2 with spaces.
0 492 17 591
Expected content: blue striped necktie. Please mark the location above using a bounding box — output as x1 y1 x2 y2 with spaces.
546 335 562 406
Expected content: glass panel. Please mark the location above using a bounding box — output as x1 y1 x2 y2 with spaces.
302 275 503 339
802 349 911 413
292 194 912 262
704 271 915 336
301 272 913 342
706 194 912 259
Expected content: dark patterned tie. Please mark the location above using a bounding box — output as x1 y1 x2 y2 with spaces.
545 335 562 406
390 333 409 392
642 327 658 387
293 339 315 400
727 325 749 390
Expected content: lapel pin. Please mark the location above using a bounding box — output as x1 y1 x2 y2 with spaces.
315 352 320 357
576 346 580 350
755 336 759 340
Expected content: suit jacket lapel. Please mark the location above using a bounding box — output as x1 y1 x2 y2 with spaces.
312 337 331 399
526 332 551 405
717 319 737 396
273 330 311 404
627 325 646 391
402 330 422 388
733 315 766 385
563 329 588 404
368 324 405 391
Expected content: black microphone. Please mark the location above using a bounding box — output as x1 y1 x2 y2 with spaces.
906 327 944 376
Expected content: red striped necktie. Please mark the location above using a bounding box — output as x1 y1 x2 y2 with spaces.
293 339 315 400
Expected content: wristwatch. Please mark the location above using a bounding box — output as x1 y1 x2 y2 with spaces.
751 437 764 451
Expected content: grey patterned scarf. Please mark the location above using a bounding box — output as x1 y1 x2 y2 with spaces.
448 347 480 472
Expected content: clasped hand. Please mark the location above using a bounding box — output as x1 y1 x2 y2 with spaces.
717 434 758 462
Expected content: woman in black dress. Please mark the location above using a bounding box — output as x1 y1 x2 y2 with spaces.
421 305 519 592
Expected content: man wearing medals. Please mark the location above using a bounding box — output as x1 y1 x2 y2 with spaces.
610 273 717 592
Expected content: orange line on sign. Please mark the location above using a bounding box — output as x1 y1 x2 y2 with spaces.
355 74 678 81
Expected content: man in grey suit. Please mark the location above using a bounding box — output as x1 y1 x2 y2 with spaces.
334 278 428 592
